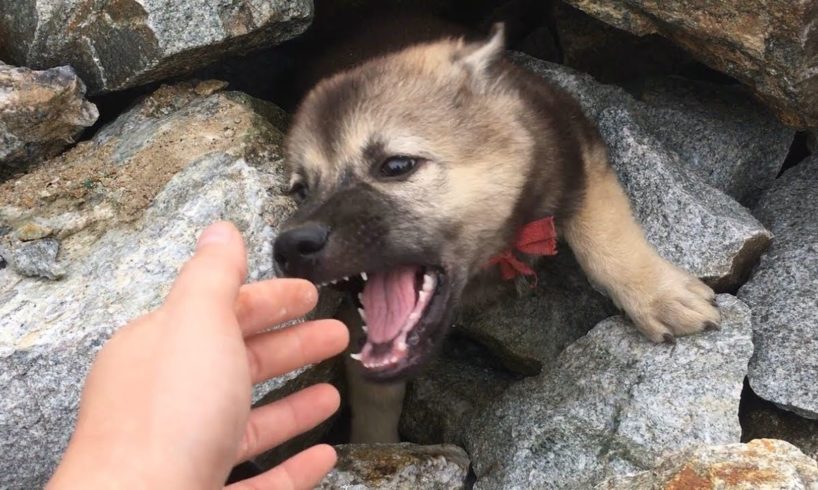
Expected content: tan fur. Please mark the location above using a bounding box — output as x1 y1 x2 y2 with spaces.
562 144 720 342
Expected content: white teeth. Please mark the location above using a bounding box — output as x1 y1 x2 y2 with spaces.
422 273 434 291
361 272 368 281
343 275 349 281
362 324 368 333
358 307 366 321
396 341 407 352
350 353 362 361
408 312 420 322
418 290 429 303
358 293 364 304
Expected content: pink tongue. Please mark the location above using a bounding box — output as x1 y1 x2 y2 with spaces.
360 266 419 344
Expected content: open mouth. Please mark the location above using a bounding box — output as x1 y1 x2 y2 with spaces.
317 265 448 379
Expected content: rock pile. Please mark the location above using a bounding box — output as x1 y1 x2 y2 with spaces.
1 1 816 489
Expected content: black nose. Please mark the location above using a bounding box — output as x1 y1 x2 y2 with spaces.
273 223 330 275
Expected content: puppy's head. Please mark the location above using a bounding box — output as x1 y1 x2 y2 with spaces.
275 25 532 380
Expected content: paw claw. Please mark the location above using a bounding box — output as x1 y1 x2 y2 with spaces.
663 333 676 344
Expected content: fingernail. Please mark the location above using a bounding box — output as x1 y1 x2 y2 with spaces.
196 222 233 249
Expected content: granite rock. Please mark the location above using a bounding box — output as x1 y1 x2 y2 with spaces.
599 439 818 489
634 77 795 206
0 83 307 488
318 443 471 490
560 0 818 128
466 295 754 490
0 0 313 94
0 62 98 175
738 156 818 419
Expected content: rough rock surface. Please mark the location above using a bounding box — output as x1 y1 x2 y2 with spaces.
600 439 818 489
399 335 517 446
0 62 98 175
318 443 471 490
513 53 772 290
457 251 616 375
466 295 753 490
738 156 818 420
0 0 313 94
0 82 306 489
634 77 794 206
561 0 818 128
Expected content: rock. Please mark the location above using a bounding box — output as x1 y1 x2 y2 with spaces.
0 62 98 176
0 0 313 95
511 54 773 290
0 237 65 280
457 250 616 375
552 2 694 86
399 335 517 446
738 156 818 420
599 439 818 489
0 82 310 488
634 77 795 207
560 0 818 128
318 443 471 490
466 295 754 490
741 387 818 463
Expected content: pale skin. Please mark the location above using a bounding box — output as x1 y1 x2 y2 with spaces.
47 221 350 490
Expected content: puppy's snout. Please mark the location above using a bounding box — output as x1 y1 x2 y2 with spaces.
273 223 330 275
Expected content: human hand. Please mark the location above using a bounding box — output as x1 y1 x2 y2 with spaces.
47 221 349 489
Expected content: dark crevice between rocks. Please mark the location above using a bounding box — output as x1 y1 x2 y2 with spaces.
779 131 812 178
739 378 818 462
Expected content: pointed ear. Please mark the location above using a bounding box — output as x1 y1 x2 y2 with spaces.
459 22 506 80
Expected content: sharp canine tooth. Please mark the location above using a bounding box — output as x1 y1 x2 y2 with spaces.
361 272 368 281
362 324 368 333
350 353 362 361
358 293 364 303
343 275 349 281
423 274 433 291
357 307 366 320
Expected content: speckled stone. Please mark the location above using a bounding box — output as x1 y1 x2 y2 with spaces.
0 0 313 94
738 156 818 420
599 439 818 489
0 62 97 174
466 295 753 490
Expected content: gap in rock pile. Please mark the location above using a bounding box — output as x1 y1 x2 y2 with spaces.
778 132 813 177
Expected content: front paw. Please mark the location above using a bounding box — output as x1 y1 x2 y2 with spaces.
617 260 721 343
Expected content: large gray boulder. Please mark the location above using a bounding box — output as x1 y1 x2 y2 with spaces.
513 54 773 291
466 295 754 490
738 156 818 420
0 62 98 176
599 439 818 489
560 0 818 128
318 443 471 490
0 0 312 94
633 77 795 207
0 81 315 488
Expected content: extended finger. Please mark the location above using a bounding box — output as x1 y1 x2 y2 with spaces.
245 319 348 384
236 383 340 462
235 279 318 336
165 221 248 316
226 445 337 490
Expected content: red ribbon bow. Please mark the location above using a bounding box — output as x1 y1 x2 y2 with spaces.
486 216 558 284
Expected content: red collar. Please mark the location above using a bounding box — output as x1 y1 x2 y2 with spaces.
486 216 558 283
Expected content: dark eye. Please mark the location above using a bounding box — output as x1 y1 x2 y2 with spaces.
288 181 308 201
380 156 419 178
